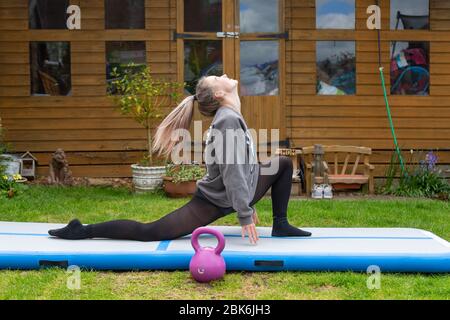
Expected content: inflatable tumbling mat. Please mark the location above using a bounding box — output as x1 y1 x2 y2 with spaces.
0 221 449 273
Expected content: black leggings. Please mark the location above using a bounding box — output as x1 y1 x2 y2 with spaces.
84 155 294 241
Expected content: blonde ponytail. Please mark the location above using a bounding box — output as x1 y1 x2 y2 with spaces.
152 95 195 158
152 76 222 158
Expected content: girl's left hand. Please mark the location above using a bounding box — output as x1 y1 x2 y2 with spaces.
241 223 259 245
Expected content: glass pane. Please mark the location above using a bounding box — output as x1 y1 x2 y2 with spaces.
184 0 222 32
316 0 355 29
29 0 69 29
390 0 429 30
30 42 71 96
105 0 145 29
390 41 429 95
316 41 355 95
106 41 146 94
240 41 279 96
240 0 279 33
184 40 223 95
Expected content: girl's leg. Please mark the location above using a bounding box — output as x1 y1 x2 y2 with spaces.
48 196 225 241
250 155 311 237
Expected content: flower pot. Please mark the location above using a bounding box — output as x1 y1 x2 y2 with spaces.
163 176 197 198
0 154 21 176
131 164 165 193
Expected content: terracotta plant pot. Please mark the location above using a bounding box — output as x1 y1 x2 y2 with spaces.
163 176 197 198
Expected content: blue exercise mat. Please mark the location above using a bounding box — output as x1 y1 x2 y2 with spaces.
0 222 449 273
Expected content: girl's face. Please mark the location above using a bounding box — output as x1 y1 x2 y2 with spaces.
208 74 238 96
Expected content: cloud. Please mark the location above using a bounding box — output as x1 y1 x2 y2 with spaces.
240 0 278 33
240 41 278 67
317 0 355 15
317 13 355 29
318 0 355 4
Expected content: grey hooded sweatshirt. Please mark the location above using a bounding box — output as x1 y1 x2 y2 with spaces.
196 106 259 226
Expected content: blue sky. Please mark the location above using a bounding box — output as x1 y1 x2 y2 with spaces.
316 0 355 15
316 0 355 29
240 2 249 11
240 41 278 67
239 0 278 33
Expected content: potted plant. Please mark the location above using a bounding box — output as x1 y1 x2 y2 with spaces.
163 162 206 198
0 126 8 177
0 127 28 198
0 126 19 179
108 62 183 193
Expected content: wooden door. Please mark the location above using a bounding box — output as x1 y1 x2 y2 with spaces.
232 0 287 147
177 0 286 153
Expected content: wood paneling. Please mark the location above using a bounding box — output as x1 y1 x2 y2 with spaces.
0 0 178 176
285 0 450 179
0 0 449 180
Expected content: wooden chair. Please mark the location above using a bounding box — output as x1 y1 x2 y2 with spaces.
38 70 60 95
302 145 375 196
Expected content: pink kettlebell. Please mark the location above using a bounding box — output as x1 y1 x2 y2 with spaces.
189 227 226 283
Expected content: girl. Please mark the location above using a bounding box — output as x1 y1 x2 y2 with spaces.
48 74 311 244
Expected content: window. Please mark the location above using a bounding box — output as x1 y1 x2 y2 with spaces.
184 40 223 95
240 41 279 96
240 0 279 33
390 0 429 30
30 42 71 96
105 0 145 29
316 0 355 29
29 0 69 29
316 41 355 95
106 41 146 94
184 0 222 32
390 41 429 95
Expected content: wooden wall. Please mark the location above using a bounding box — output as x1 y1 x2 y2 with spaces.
286 0 450 179
0 0 449 181
0 0 176 177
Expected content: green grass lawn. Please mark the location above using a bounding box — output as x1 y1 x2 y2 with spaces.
0 185 449 300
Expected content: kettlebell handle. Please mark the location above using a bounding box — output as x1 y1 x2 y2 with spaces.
191 227 225 255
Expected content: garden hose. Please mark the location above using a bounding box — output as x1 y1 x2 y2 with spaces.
375 0 407 176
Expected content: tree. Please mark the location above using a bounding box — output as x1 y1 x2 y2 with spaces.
108 62 183 166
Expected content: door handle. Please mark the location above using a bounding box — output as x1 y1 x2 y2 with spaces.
216 32 239 38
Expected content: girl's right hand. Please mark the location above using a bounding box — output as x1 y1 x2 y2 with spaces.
252 207 260 225
241 223 259 245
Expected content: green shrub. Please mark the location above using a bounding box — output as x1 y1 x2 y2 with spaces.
107 62 183 166
395 170 449 199
165 163 206 184
0 174 28 199
0 127 28 198
382 149 449 200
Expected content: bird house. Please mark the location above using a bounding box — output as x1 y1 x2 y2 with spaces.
20 151 37 180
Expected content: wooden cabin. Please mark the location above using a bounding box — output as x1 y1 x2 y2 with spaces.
0 0 449 185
